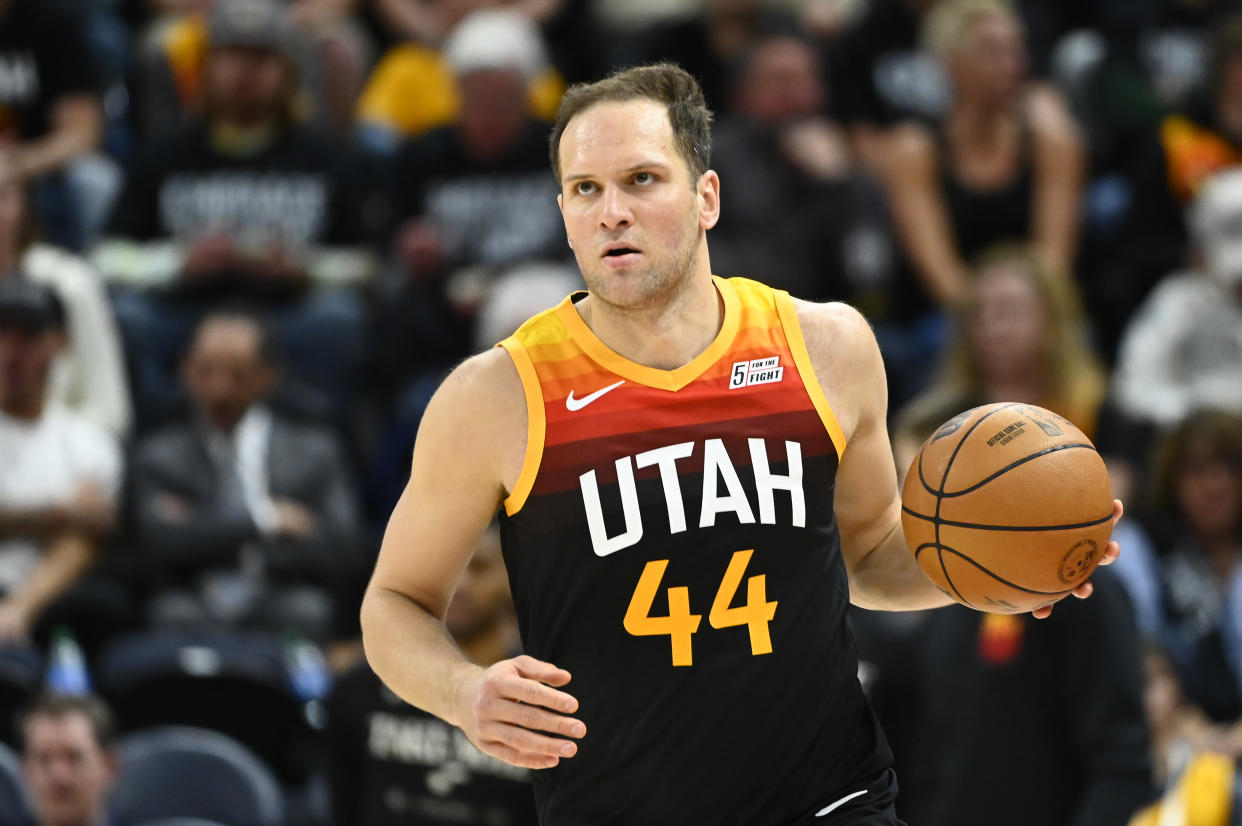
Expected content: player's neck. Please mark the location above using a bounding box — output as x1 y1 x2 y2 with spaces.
579 269 723 371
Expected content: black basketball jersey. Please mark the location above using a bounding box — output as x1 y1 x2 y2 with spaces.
497 277 892 825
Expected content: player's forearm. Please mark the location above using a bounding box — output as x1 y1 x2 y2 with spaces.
847 523 954 611
360 586 484 727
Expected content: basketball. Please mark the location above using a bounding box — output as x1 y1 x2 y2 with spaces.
900 402 1114 614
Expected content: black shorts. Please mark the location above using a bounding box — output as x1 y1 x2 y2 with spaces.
792 769 906 826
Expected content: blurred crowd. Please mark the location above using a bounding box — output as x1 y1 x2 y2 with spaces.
1 0 1242 823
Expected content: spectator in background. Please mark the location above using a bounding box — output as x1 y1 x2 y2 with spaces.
356 2 565 153
371 8 566 402
0 280 120 646
94 0 372 429
628 0 795 116
0 0 105 250
709 31 896 310
327 524 535 826
1128 643 1241 826
891 243 1106 472
827 0 949 170
20 693 118 826
883 0 1085 311
132 309 362 644
898 571 1153 826
1111 18 1242 350
0 156 130 438
136 0 374 138
1112 167 1242 428
1139 411 1242 732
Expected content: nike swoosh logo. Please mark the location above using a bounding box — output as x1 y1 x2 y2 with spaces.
565 379 625 411
816 789 867 817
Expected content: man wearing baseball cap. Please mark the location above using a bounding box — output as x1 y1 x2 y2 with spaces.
0 277 121 643
95 0 370 429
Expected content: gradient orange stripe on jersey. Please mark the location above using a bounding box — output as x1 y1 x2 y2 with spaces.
499 277 847 515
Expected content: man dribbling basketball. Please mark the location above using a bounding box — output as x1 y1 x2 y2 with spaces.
360 63 1123 825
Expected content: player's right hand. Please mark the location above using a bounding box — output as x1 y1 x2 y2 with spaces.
452 654 586 770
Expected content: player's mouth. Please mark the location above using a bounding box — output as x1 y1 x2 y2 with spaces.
601 243 642 268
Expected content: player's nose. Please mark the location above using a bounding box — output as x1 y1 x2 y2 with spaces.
597 186 633 229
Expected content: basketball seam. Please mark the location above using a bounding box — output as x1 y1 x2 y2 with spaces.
930 403 1021 610
932 545 1080 597
900 506 1113 532
940 443 1097 497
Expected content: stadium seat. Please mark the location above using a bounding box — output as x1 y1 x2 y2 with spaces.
110 726 284 826
97 627 317 782
0 739 33 825
0 643 42 749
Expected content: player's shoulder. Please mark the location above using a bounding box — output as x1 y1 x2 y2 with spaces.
433 347 525 415
787 299 884 438
790 298 876 359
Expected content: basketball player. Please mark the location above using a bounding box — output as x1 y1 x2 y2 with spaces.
360 64 1123 825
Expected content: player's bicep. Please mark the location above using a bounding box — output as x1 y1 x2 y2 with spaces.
812 307 903 573
367 356 516 619
834 394 903 575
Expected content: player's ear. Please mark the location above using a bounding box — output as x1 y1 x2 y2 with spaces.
697 170 720 231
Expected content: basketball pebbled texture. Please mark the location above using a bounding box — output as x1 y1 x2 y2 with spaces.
900 402 1114 614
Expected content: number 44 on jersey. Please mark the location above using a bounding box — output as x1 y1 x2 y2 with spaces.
624 549 778 667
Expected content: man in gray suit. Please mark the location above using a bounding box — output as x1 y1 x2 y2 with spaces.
132 308 361 643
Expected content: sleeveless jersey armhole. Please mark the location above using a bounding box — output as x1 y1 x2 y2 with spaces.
498 337 545 516
773 290 848 458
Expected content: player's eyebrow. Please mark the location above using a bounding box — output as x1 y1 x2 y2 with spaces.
564 162 671 183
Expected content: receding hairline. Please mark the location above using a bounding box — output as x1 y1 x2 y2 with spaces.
556 97 690 181
554 97 686 180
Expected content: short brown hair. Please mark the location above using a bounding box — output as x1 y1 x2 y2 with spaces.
19 693 117 751
548 62 713 186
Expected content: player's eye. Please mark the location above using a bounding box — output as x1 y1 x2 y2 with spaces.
575 181 596 195
633 172 654 185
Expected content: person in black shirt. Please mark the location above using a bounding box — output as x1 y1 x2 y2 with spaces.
709 32 896 311
372 9 566 402
93 0 372 429
0 0 104 250
328 525 536 826
899 571 1153 826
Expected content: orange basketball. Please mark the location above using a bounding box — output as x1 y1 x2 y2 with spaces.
900 402 1114 614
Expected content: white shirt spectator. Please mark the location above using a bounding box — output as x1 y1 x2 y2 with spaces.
21 243 131 436
1112 271 1242 425
0 403 122 595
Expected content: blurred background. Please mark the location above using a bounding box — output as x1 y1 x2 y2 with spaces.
1 0 1242 823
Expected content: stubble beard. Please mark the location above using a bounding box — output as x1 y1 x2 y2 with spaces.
579 224 702 314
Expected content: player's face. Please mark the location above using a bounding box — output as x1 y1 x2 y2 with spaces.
557 99 720 310
23 714 115 826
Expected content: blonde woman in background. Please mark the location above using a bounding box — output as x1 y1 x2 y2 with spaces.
891 243 1106 475
883 0 1085 310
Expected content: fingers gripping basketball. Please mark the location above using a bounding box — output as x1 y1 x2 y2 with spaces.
900 403 1114 614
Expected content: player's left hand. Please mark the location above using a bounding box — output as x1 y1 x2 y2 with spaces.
1031 499 1123 619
